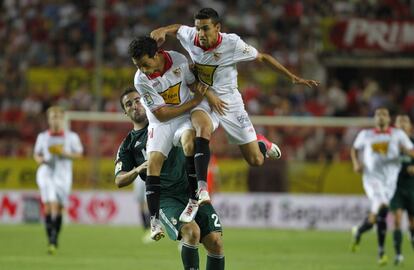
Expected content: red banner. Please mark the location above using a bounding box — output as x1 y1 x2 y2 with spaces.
325 18 414 52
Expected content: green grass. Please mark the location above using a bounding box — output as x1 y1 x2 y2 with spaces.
0 225 412 269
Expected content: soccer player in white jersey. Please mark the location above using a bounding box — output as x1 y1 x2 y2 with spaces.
151 8 319 180
33 106 83 254
128 36 221 240
350 107 414 265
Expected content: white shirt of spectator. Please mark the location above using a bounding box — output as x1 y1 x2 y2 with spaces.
353 127 414 183
34 130 83 184
134 50 196 125
177 25 258 96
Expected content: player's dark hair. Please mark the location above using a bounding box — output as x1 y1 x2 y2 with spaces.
120 87 138 111
128 36 158 60
194 8 220 25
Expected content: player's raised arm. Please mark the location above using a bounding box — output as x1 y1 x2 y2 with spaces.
151 24 182 46
255 52 320 88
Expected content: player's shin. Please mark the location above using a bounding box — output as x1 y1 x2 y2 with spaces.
393 229 402 256
45 214 53 243
145 176 161 219
410 227 414 249
194 137 210 192
185 156 198 201
356 217 374 243
376 207 389 257
194 137 211 205
206 253 225 270
181 242 200 270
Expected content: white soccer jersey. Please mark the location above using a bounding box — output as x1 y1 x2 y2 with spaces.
34 130 83 205
134 50 196 125
353 128 414 212
177 25 258 96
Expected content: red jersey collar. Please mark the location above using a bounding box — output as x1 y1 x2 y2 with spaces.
48 130 64 136
194 33 222 51
373 127 392 134
146 50 173 79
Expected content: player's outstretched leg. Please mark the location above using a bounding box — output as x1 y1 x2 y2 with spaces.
179 199 199 223
149 216 165 241
257 134 281 160
377 206 389 266
146 174 164 241
393 230 404 265
350 216 374 252
410 224 414 250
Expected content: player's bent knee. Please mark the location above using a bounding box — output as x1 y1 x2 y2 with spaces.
203 233 224 255
246 155 264 167
181 131 195 155
181 222 200 243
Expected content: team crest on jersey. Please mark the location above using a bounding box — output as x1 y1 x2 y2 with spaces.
371 141 389 155
213 52 222 60
160 82 181 105
173 67 181 77
243 44 251 54
194 63 218 86
143 93 154 106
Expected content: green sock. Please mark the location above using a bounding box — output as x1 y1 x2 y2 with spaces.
181 242 199 270
206 253 225 270
393 229 402 255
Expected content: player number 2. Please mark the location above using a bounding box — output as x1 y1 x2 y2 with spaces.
211 214 221 227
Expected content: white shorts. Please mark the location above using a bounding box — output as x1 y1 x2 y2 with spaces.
147 116 193 157
36 166 72 206
191 99 220 131
362 176 397 213
217 92 257 145
133 175 146 204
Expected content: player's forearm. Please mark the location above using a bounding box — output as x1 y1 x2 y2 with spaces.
115 171 138 188
61 152 83 160
33 154 45 165
159 24 182 36
350 148 360 166
153 99 199 122
257 53 297 82
403 148 414 158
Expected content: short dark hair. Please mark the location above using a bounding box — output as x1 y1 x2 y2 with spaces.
128 36 158 60
194 8 220 24
120 86 138 111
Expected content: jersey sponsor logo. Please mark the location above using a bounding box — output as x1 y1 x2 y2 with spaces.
143 93 154 106
159 82 181 105
194 153 204 158
371 141 389 155
194 63 218 86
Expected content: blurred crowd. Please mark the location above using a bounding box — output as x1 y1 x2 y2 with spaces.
1 0 414 159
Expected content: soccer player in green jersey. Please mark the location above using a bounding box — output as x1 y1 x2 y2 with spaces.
390 114 414 265
114 87 225 270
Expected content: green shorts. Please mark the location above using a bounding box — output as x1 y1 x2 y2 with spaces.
159 196 223 241
390 187 414 216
